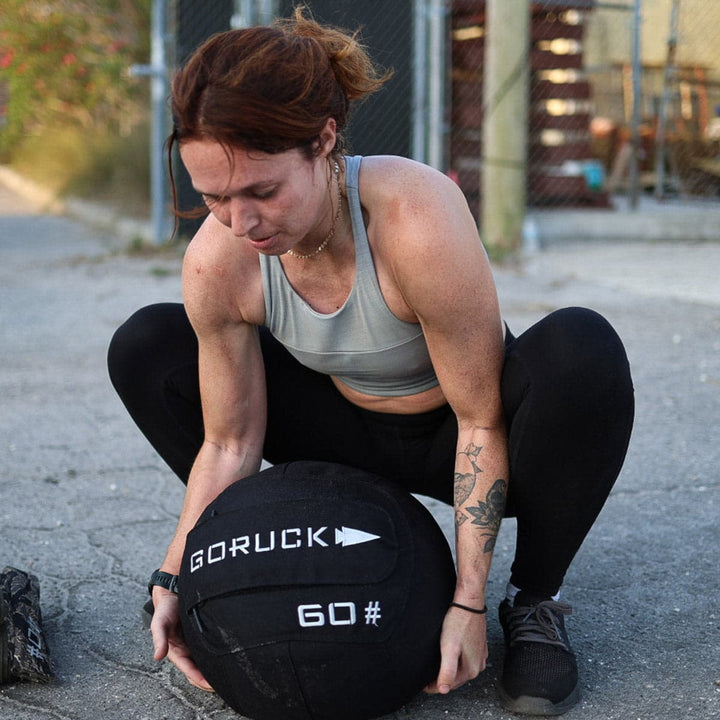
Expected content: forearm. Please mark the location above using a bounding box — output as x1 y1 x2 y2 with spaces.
161 439 263 574
453 423 509 605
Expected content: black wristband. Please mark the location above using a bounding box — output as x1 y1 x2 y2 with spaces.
148 569 179 596
450 601 488 615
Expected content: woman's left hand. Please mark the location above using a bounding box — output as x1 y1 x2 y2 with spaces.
150 587 215 692
424 606 488 694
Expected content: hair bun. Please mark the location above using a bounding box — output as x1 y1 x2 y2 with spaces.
284 6 392 103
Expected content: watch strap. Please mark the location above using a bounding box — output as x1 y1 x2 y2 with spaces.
148 569 179 596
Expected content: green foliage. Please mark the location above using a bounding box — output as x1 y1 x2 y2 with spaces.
12 123 150 209
0 0 153 203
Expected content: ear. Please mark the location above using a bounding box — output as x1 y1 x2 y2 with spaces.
317 117 338 158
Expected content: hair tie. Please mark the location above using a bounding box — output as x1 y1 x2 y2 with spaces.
450 602 488 615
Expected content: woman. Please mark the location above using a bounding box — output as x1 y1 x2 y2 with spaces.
108 9 634 716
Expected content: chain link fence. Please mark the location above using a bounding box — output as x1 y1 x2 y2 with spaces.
580 0 720 203
165 0 720 227
451 0 720 216
167 0 425 235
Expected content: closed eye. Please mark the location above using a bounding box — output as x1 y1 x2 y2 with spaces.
253 187 277 200
201 193 225 207
201 188 276 204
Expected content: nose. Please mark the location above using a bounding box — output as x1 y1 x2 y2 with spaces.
228 197 260 237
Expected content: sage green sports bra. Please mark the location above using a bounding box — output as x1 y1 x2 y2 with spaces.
259 155 439 397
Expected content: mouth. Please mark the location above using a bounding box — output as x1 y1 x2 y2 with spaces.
247 234 276 249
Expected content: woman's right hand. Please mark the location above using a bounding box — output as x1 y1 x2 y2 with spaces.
150 586 215 692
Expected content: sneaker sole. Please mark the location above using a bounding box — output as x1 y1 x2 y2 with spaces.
497 684 580 716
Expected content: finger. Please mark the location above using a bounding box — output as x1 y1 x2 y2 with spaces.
425 651 459 695
189 674 216 693
150 616 169 661
423 679 439 694
166 646 215 692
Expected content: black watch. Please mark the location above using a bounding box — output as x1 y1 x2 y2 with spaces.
148 569 179 596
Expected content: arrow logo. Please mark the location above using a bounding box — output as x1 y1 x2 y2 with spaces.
334 526 381 547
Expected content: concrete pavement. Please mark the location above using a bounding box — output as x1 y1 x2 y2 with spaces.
0 182 718 719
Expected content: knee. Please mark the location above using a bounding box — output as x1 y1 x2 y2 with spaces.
553 307 630 380
549 307 625 358
107 303 188 391
507 307 633 396
503 307 634 440
545 309 635 420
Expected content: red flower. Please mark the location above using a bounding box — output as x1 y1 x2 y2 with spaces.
0 50 15 69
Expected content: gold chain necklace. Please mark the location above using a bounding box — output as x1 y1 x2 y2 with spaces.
286 162 342 260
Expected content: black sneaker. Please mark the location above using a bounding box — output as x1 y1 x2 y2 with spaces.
497 592 579 716
141 598 154 629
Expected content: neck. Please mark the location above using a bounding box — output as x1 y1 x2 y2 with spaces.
286 161 343 260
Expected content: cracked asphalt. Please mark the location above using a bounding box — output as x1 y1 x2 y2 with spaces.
0 182 718 719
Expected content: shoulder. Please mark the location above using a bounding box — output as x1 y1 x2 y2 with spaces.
181 215 264 331
357 155 485 269
356 157 498 326
357 155 466 214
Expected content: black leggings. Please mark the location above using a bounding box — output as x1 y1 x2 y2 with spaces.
107 304 634 597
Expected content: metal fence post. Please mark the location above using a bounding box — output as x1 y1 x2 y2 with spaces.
427 0 448 170
654 0 681 201
131 0 170 244
150 0 170 244
628 0 643 210
412 0 428 164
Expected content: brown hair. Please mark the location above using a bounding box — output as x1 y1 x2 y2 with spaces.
169 6 391 160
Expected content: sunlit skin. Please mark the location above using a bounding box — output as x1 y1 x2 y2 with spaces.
151 122 507 699
178 127 452 416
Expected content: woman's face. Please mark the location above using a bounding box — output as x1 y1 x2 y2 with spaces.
180 138 331 255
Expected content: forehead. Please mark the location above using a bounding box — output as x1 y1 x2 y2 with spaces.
179 139 307 193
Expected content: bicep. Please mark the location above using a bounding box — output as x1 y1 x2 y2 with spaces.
396 186 505 427
182 240 267 452
195 322 267 450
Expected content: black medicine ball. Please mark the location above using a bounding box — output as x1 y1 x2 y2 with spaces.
179 461 456 720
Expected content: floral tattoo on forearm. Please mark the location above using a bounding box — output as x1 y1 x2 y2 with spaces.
454 442 507 553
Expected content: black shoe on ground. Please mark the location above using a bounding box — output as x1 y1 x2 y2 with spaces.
497 592 579 716
141 598 154 629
